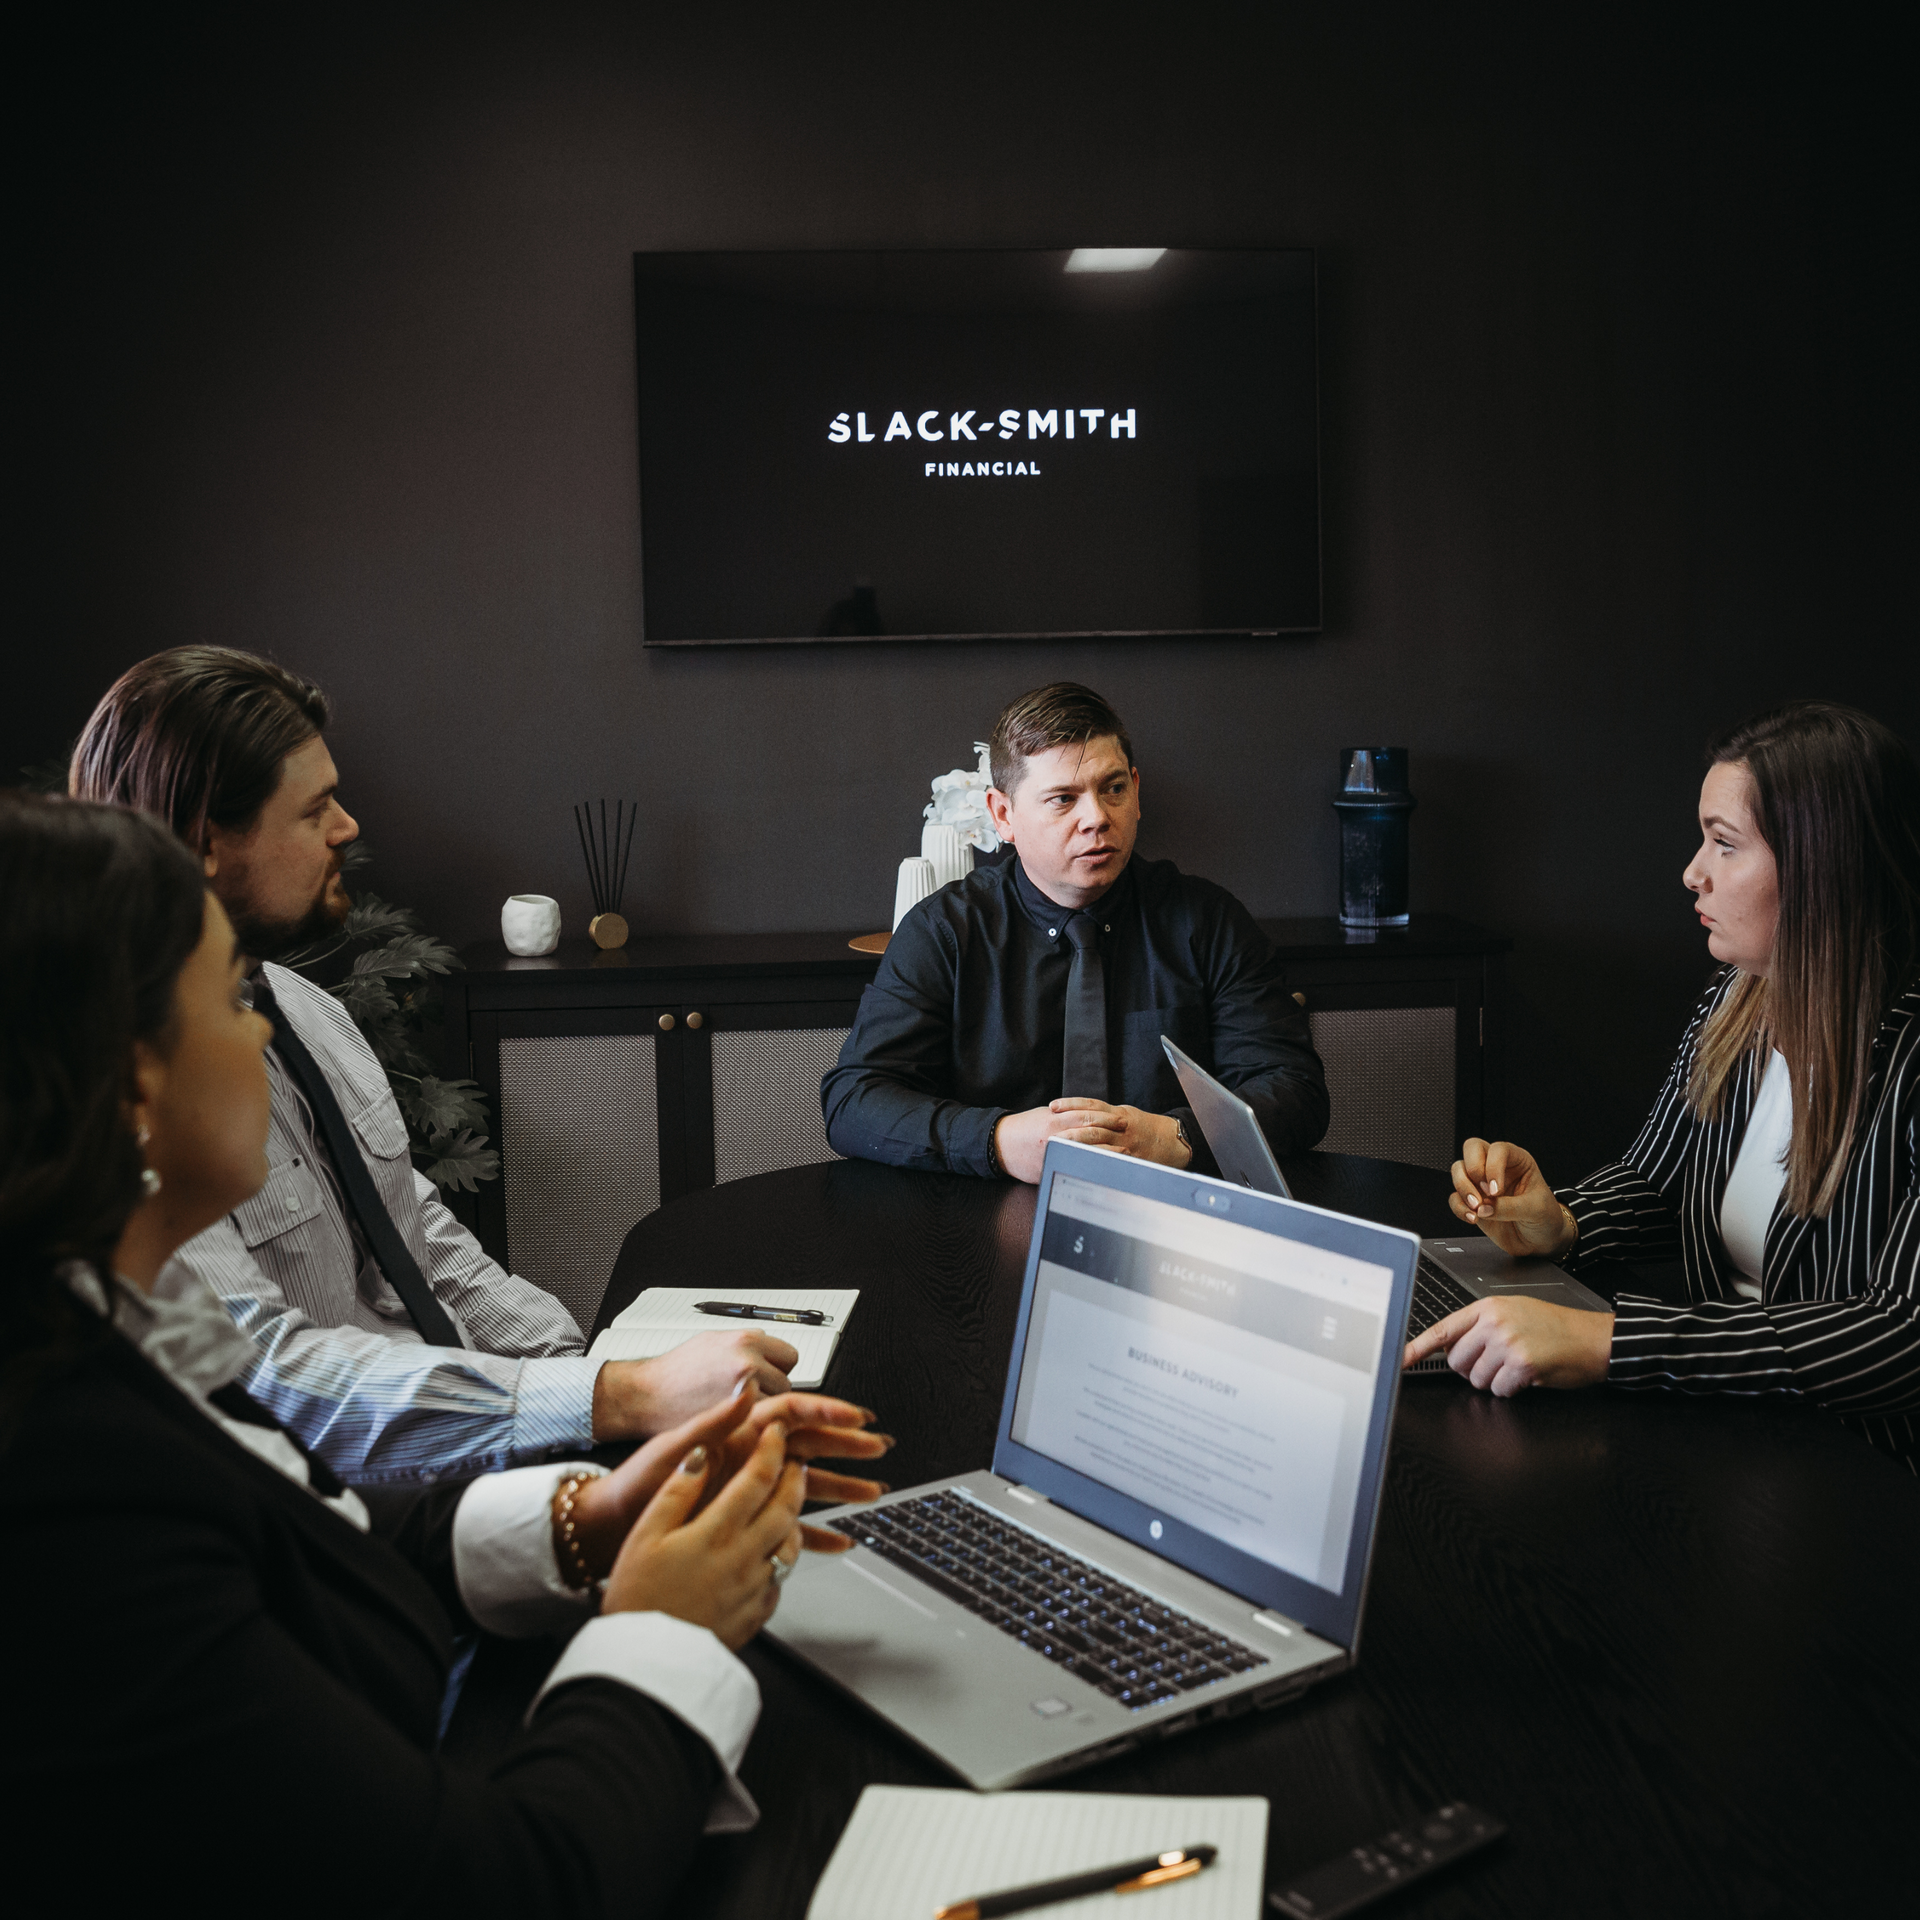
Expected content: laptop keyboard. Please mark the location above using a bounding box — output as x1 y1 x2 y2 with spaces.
1404 1256 1475 1374
1409 1256 1476 1336
827 1489 1269 1711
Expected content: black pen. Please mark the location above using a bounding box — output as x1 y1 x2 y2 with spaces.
692 1300 830 1326
933 1845 1217 1920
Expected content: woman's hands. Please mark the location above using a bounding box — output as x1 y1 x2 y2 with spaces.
1449 1138 1578 1258
1403 1295 1614 1394
601 1423 807 1648
703 1391 893 1552
1420 1136 1607 1394
562 1388 891 1581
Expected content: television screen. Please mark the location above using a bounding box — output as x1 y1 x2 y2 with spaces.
632 248 1319 646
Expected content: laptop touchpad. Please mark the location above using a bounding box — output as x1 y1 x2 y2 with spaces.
1483 1280 1601 1309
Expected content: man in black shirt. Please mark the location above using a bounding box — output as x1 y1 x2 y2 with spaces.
822 683 1328 1182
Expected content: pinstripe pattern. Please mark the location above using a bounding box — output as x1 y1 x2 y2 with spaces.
1560 970 1920 1470
159 963 601 1485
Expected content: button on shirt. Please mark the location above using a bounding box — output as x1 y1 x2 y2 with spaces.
822 855 1328 1177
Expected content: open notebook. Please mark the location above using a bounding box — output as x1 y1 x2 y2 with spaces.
588 1287 860 1391
807 1786 1269 1920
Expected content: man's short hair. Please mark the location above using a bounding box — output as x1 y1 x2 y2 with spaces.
988 682 1134 795
70 647 331 852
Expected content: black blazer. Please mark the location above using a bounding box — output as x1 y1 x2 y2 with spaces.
0 1331 719 1915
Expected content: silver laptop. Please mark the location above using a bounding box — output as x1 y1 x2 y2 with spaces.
1161 1033 1610 1376
766 1137 1418 1790
1162 1033 1295 1198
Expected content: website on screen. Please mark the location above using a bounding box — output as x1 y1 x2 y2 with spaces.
1008 1176 1392 1592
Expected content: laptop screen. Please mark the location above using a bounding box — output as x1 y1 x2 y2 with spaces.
995 1143 1414 1647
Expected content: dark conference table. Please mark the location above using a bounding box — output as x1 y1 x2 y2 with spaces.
457 1155 1919 1918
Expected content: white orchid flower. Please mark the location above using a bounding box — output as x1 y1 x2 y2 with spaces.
921 740 1002 851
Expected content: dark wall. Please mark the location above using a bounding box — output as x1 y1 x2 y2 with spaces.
16 2 1913 1181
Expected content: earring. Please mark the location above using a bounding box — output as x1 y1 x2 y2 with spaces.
141 1167 163 1198
136 1123 151 1147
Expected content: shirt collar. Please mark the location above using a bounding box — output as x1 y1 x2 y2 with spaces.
1010 855 1133 934
67 1259 262 1401
66 1259 373 1532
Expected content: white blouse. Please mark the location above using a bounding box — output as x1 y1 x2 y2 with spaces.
1719 1048 1794 1300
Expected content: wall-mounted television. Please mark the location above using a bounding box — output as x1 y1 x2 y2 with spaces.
632 248 1319 647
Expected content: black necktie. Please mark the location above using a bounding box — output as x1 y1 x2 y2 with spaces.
251 978 464 1350
1060 911 1110 1100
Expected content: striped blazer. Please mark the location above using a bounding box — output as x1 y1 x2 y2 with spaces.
1561 970 1920 1470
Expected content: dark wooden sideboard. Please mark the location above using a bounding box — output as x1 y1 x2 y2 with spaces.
444 914 1508 1331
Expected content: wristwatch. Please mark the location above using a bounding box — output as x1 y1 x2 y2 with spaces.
1173 1117 1194 1164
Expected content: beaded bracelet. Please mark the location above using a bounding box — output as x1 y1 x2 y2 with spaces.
553 1467 609 1596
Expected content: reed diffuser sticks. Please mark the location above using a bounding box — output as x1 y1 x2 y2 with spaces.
574 799 637 949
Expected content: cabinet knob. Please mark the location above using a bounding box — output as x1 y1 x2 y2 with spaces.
657 1013 675 1032
686 1011 705 1030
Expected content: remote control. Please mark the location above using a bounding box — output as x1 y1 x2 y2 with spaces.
1268 1804 1505 1917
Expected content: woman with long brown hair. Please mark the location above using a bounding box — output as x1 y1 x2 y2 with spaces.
1405 700 1920 1469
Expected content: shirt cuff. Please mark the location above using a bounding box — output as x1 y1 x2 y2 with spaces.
952 1105 1010 1180
506 1356 603 1459
532 1613 763 1833
452 1462 602 1637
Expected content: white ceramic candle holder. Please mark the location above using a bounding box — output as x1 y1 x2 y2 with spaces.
892 858 938 930
501 894 561 956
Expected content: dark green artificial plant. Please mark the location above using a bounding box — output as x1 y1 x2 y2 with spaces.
282 843 500 1192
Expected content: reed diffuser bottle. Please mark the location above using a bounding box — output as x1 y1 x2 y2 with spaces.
574 800 636 949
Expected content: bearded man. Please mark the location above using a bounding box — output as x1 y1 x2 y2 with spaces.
72 647 792 1482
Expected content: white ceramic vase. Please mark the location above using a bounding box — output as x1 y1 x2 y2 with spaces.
501 894 561 956
920 820 975 889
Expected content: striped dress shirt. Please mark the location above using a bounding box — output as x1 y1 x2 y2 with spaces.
160 962 602 1484
1560 969 1920 1470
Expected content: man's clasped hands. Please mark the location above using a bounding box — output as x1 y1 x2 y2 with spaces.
993 1097 1192 1183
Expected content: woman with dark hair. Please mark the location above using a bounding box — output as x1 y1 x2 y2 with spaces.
0 791 888 1911
1405 701 1920 1469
